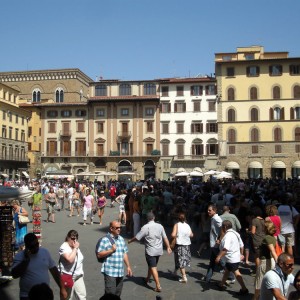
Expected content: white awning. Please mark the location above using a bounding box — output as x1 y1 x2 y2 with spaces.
22 171 30 178
226 161 240 169
0 173 9 178
272 161 286 168
249 161 263 168
292 161 300 168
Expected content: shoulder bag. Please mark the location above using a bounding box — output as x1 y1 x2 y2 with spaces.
59 254 78 289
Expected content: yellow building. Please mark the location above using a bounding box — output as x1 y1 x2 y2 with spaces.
0 83 31 180
215 46 300 179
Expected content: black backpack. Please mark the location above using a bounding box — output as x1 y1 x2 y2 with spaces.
95 234 115 263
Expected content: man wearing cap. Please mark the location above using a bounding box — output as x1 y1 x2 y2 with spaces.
128 212 172 292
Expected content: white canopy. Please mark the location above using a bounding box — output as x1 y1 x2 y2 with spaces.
215 171 232 179
204 170 220 175
174 171 189 177
190 171 203 177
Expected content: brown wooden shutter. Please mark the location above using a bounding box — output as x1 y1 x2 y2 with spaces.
168 103 171 112
281 108 285 120
174 103 177 112
191 124 194 133
159 104 162 112
183 103 186 112
200 123 203 133
290 107 295 120
269 108 274 120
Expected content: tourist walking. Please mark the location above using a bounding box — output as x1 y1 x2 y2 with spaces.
12 200 28 251
82 188 94 225
96 220 133 297
128 212 172 292
32 186 42 244
58 230 86 300
45 186 57 223
171 211 193 283
97 190 107 225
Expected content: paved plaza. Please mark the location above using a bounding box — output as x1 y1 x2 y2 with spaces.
1 202 299 300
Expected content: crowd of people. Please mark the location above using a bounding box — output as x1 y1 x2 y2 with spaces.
3 176 300 299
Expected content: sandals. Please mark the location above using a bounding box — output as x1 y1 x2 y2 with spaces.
154 286 162 292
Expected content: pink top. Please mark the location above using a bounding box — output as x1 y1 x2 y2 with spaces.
84 195 93 208
269 215 281 237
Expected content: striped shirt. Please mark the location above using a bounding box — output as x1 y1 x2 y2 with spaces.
98 233 128 277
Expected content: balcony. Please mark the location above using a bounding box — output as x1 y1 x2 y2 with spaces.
173 155 205 161
117 131 132 139
60 130 72 138
0 154 28 162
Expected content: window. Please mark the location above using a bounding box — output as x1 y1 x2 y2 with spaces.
294 85 300 98
251 108 259 121
76 140 86 156
160 102 171 113
75 110 87 117
250 87 258 100
272 107 285 120
162 143 169 156
208 101 216 112
191 86 203 96
228 109 236 122
228 129 236 142
252 145 259 154
295 108 300 120
77 122 85 132
226 67 235 77
144 83 156 95
295 127 300 141
145 108 154 116
273 86 281 99
207 123 218 133
28 127 32 137
191 123 203 133
251 128 259 142
162 123 169 134
95 85 107 96
15 129 18 140
228 87 235 100
146 121 153 133
15 114 18 123
97 122 104 133
2 110 6 120
222 55 232 61
121 108 129 116
192 144 203 156
97 144 104 156
32 89 41 102
269 65 282 76
161 86 169 97
119 84 131 96
146 144 153 155
177 144 184 158
2 126 6 138
9 127 12 139
176 86 184 96
229 146 235 154
206 85 215 95
193 101 201 112
47 110 58 118
274 128 282 141
56 88 64 103
245 53 254 60
275 145 282 153
207 144 218 155
290 65 300 75
296 145 300 153
61 110 72 117
247 66 260 77
177 123 184 134
48 122 56 133
22 117 24 125
174 102 186 113
96 109 105 117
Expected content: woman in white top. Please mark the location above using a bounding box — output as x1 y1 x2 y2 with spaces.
59 230 86 300
171 212 193 283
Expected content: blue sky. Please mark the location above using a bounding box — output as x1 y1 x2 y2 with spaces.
1 0 299 81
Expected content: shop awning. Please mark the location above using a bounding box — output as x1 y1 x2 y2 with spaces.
226 161 240 169
292 161 300 168
0 173 9 178
249 161 263 168
272 161 286 168
22 171 30 178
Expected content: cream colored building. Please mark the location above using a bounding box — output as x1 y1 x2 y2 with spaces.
215 46 300 179
0 83 31 180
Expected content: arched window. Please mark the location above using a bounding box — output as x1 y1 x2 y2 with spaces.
274 107 281 120
274 127 282 142
228 109 236 122
227 87 235 101
32 89 41 102
251 108 259 121
250 128 259 142
56 88 64 103
273 86 281 99
227 129 236 142
294 85 300 99
250 87 258 100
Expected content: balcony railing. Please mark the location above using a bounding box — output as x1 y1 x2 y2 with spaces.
173 155 205 160
41 151 161 157
0 155 28 162
117 131 132 138
60 131 72 137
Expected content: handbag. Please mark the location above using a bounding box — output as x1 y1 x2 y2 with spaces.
59 253 77 289
18 215 30 224
275 241 283 256
170 223 178 250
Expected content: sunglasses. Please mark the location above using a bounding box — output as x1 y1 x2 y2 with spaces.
285 263 294 268
112 227 121 230
70 237 78 240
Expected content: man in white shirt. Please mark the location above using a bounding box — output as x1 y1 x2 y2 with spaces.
215 220 248 295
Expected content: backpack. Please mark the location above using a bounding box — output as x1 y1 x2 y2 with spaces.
95 234 115 263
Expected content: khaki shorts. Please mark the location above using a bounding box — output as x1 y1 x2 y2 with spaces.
282 232 295 246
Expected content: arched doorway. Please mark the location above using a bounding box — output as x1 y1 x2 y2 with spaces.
144 160 155 180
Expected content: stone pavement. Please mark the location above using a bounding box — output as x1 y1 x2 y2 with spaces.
1 202 299 300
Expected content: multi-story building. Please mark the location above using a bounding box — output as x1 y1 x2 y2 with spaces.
215 46 300 179
89 79 160 180
159 77 217 179
0 83 31 179
0 69 92 178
